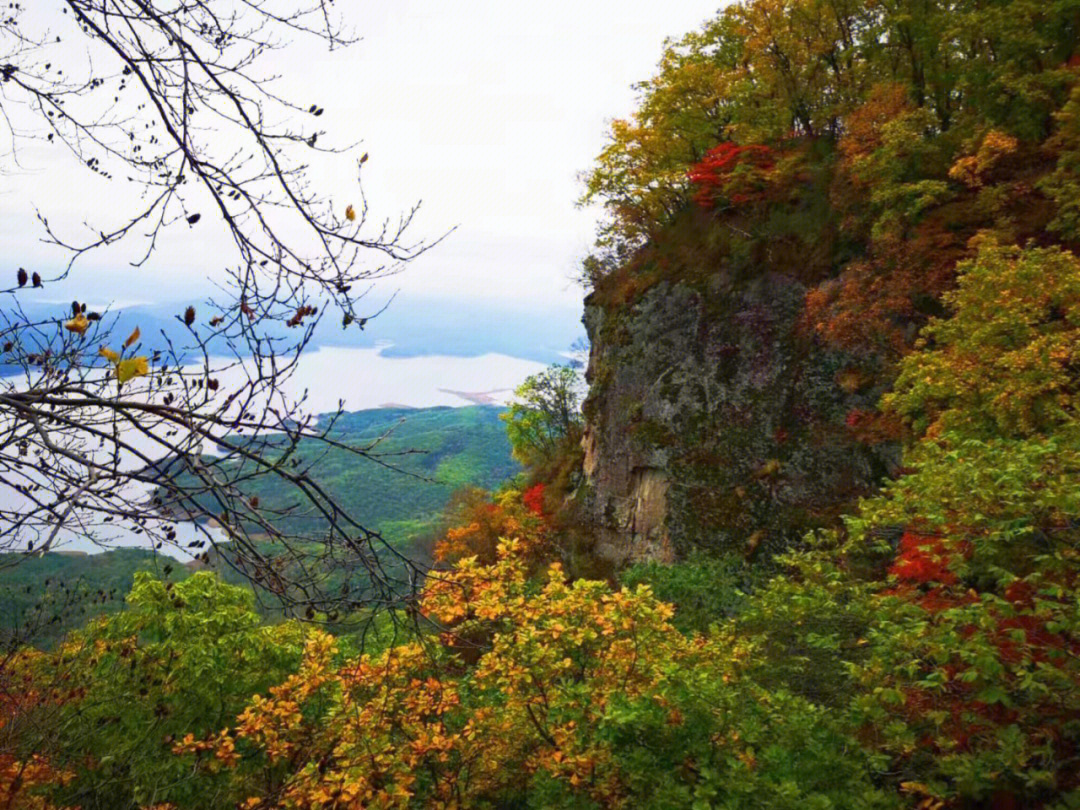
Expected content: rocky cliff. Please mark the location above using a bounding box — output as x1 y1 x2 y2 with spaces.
578 261 900 565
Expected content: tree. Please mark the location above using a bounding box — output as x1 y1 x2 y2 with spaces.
579 0 1080 268
3 572 309 809
500 365 584 469
578 13 746 256
180 538 899 810
432 486 546 566
806 242 1080 805
0 2 440 616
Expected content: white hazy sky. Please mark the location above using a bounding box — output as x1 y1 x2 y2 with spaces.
0 2 721 312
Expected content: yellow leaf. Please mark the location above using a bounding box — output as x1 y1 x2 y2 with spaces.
98 346 120 363
900 782 934 796
123 326 141 348
116 356 149 385
345 204 356 222
64 314 89 335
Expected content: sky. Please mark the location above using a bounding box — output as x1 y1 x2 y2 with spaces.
0 1 721 314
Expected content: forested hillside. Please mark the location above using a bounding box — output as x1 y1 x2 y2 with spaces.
1 407 516 648
179 405 518 540
5 2 1080 808
0 550 174 650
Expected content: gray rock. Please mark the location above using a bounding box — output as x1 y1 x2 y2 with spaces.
577 268 898 563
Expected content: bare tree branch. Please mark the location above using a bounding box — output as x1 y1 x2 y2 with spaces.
0 1 445 619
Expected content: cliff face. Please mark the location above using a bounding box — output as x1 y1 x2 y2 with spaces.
579 265 899 564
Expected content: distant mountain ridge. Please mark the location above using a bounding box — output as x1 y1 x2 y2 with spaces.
4 295 582 369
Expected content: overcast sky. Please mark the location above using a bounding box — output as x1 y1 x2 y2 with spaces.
0 2 720 313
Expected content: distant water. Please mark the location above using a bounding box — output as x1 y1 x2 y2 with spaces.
270 344 547 412
1 346 546 559
8 294 584 369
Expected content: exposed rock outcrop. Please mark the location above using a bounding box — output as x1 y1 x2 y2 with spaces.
577 267 899 563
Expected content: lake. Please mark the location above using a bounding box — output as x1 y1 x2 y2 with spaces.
0 345 547 558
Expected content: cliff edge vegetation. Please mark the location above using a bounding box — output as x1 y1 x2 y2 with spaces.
571 0 1080 568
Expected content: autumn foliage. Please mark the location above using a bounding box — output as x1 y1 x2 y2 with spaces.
521 483 546 517
433 487 547 566
688 142 776 208
165 541 704 807
163 537 898 810
8 1 1080 808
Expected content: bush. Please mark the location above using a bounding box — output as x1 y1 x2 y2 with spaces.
619 553 761 634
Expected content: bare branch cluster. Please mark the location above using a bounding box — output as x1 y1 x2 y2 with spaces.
0 1 441 616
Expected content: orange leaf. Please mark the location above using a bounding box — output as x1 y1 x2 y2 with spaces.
64 314 89 335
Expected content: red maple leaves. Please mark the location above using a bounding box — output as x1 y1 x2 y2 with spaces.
687 142 776 208
888 532 960 587
522 483 546 517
